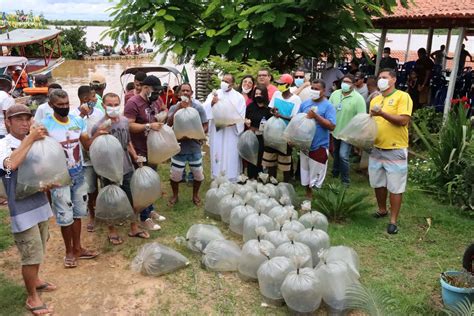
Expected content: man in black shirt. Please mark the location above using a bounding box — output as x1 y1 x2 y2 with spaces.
379 47 398 72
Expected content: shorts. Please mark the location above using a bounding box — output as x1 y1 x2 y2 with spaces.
262 146 292 172
300 148 329 189
170 152 204 182
368 148 408 194
51 172 88 226
13 220 49 266
83 166 98 194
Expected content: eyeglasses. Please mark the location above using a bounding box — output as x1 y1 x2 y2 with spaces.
258 74 269 77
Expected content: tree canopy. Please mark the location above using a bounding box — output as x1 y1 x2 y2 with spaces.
107 0 407 71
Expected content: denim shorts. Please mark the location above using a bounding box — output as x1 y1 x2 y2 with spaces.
51 172 89 226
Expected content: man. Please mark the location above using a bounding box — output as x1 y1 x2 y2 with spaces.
89 72 106 113
26 74 49 111
459 44 473 74
430 45 452 66
0 105 55 315
0 75 15 139
298 80 336 198
414 48 434 106
329 74 366 186
321 58 344 97
42 89 100 268
369 68 413 234
366 76 381 111
354 72 369 101
379 47 398 71
33 83 63 123
124 71 147 104
291 69 312 102
203 73 246 182
72 86 105 233
167 83 208 205
92 93 148 242
12 66 29 97
257 68 278 100
124 75 166 231
264 74 302 182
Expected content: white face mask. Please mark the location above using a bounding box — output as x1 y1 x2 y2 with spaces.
106 106 120 118
220 81 230 91
310 90 321 100
377 78 390 91
180 95 189 103
341 82 352 93
242 87 252 94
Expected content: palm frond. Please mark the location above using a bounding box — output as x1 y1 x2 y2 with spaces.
345 283 399 316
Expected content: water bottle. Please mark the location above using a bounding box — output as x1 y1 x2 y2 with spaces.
259 117 267 132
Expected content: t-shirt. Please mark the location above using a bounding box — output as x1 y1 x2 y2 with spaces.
0 91 14 136
33 102 53 123
268 91 301 125
95 94 105 113
92 116 134 174
432 50 445 65
42 114 86 177
379 57 398 71
298 98 336 151
267 84 278 101
123 94 160 156
124 90 135 105
355 84 369 101
370 89 413 149
245 101 272 129
168 99 208 155
72 107 105 166
0 134 53 233
415 57 434 84
329 89 367 138
321 68 344 96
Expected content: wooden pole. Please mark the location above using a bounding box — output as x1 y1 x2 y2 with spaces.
375 28 387 76
443 27 465 122
405 29 412 63
427 27 434 54
443 28 452 70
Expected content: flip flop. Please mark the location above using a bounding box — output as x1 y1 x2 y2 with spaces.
128 231 150 239
373 211 389 218
64 257 77 268
78 249 99 260
26 303 52 315
108 235 123 245
36 282 57 292
86 223 95 232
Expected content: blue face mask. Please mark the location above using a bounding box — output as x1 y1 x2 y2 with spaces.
294 78 304 87
341 82 352 93
87 101 96 109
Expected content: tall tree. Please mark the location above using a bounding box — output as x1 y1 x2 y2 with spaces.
106 0 406 71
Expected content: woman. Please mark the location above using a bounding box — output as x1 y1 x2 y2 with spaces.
245 85 272 179
238 75 255 106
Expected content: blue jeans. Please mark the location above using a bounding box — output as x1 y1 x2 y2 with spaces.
332 139 352 185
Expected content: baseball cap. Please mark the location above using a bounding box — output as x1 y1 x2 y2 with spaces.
6 104 32 119
276 74 293 85
142 75 163 90
90 72 106 85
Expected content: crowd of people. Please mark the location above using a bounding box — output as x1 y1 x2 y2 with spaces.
0 63 413 314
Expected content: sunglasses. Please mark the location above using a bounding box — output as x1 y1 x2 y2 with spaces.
294 76 304 79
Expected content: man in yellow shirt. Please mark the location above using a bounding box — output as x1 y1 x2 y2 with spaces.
369 68 413 234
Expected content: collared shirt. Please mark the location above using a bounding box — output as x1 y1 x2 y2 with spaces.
329 89 366 137
0 91 15 136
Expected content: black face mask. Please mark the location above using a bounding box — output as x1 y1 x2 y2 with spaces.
52 105 69 117
149 91 160 102
254 96 265 104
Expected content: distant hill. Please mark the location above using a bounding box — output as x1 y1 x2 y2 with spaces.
45 20 111 27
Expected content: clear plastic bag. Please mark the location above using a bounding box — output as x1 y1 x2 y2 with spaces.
263 217 291 248
90 135 124 184
210 172 229 189
274 235 313 268
257 256 295 301
95 184 134 222
320 246 360 277
281 218 305 233
244 192 268 208
217 193 244 224
296 228 330 267
263 183 279 199
185 224 225 253
212 99 245 128
202 239 241 272
173 107 206 140
233 184 255 199
298 200 329 232
147 125 181 164
238 130 259 166
131 242 190 276
243 212 275 242
16 136 71 199
204 185 235 218
238 229 275 280
263 117 287 154
268 205 298 222
130 166 161 210
283 113 316 150
337 113 377 149
254 198 280 215
277 183 297 206
281 257 322 313
229 204 257 235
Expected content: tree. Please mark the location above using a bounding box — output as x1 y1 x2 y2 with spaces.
107 0 407 72
58 26 88 59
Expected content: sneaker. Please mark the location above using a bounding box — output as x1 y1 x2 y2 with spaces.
387 223 399 234
150 211 166 222
141 218 161 231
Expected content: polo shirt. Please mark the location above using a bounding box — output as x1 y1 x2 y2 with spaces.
329 89 366 138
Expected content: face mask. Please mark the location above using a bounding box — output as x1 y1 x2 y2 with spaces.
310 90 321 100
106 106 120 118
149 91 160 102
378 78 390 91
254 96 265 104
180 95 189 103
277 84 289 93
341 82 352 93
220 81 230 91
87 101 96 109
242 87 252 94
294 78 304 87
53 105 69 118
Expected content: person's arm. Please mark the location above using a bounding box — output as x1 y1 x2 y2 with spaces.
127 141 138 162
371 110 410 126
4 125 48 171
202 122 209 134
166 106 178 127
293 82 311 96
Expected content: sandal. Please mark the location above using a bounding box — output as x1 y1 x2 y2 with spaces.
78 249 99 260
387 223 399 235
36 282 57 292
373 211 388 218
128 231 150 239
26 303 52 315
86 223 95 232
64 257 77 268
108 235 123 245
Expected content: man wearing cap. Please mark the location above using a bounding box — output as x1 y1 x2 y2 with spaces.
89 72 106 113
26 74 49 112
263 73 302 183
12 66 29 97
124 71 147 104
0 75 15 140
0 104 55 315
124 75 167 231
354 72 369 101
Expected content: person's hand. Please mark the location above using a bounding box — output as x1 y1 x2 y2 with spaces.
370 108 383 117
211 94 219 106
306 110 317 120
28 125 48 141
150 122 163 131
417 84 425 92
179 96 190 108
92 127 109 139
271 108 280 118
303 81 311 88
79 104 90 117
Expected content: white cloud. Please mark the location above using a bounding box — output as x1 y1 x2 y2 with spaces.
2 0 117 20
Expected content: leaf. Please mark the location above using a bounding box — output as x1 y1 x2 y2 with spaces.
237 20 249 29
206 29 216 37
138 20 155 32
230 32 245 46
156 9 167 17
345 283 398 316
163 14 175 21
153 21 166 40
262 12 276 23
273 14 286 28
195 40 212 61
173 43 183 55
168 6 180 11
216 41 230 54
202 0 220 18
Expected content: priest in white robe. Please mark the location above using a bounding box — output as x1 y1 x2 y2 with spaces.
203 74 246 182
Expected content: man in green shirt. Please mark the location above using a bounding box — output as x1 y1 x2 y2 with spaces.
329 74 366 185
89 72 106 113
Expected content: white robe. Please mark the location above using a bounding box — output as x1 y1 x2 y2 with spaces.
203 88 246 182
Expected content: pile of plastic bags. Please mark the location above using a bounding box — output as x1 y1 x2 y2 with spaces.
173 107 206 140
337 113 378 149
147 125 181 164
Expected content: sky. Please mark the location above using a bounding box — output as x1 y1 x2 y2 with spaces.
1 0 117 21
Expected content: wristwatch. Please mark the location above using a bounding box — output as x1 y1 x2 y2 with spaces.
145 123 151 132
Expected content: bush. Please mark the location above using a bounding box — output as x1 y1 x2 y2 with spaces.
58 26 88 59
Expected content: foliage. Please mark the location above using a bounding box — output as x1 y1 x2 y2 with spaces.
345 283 400 316
2 10 45 29
58 26 88 59
408 157 435 188
0 274 26 315
412 107 443 135
106 0 407 71
0 211 13 251
442 297 474 316
312 183 372 222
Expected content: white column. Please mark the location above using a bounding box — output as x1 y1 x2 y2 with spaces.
375 28 387 76
427 27 434 54
443 28 452 70
404 29 412 63
443 27 466 122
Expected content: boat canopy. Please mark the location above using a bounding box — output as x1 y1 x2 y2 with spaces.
0 56 28 68
0 29 62 46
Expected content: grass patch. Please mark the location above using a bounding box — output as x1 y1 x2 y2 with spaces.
0 273 26 315
0 209 13 251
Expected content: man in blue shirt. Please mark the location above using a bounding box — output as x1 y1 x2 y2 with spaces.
298 79 337 198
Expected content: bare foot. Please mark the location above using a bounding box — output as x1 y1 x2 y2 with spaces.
192 196 201 206
168 196 178 206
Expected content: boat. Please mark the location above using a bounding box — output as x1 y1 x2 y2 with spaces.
0 28 65 76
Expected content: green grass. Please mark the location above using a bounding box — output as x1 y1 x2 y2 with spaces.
0 273 26 315
0 210 13 251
